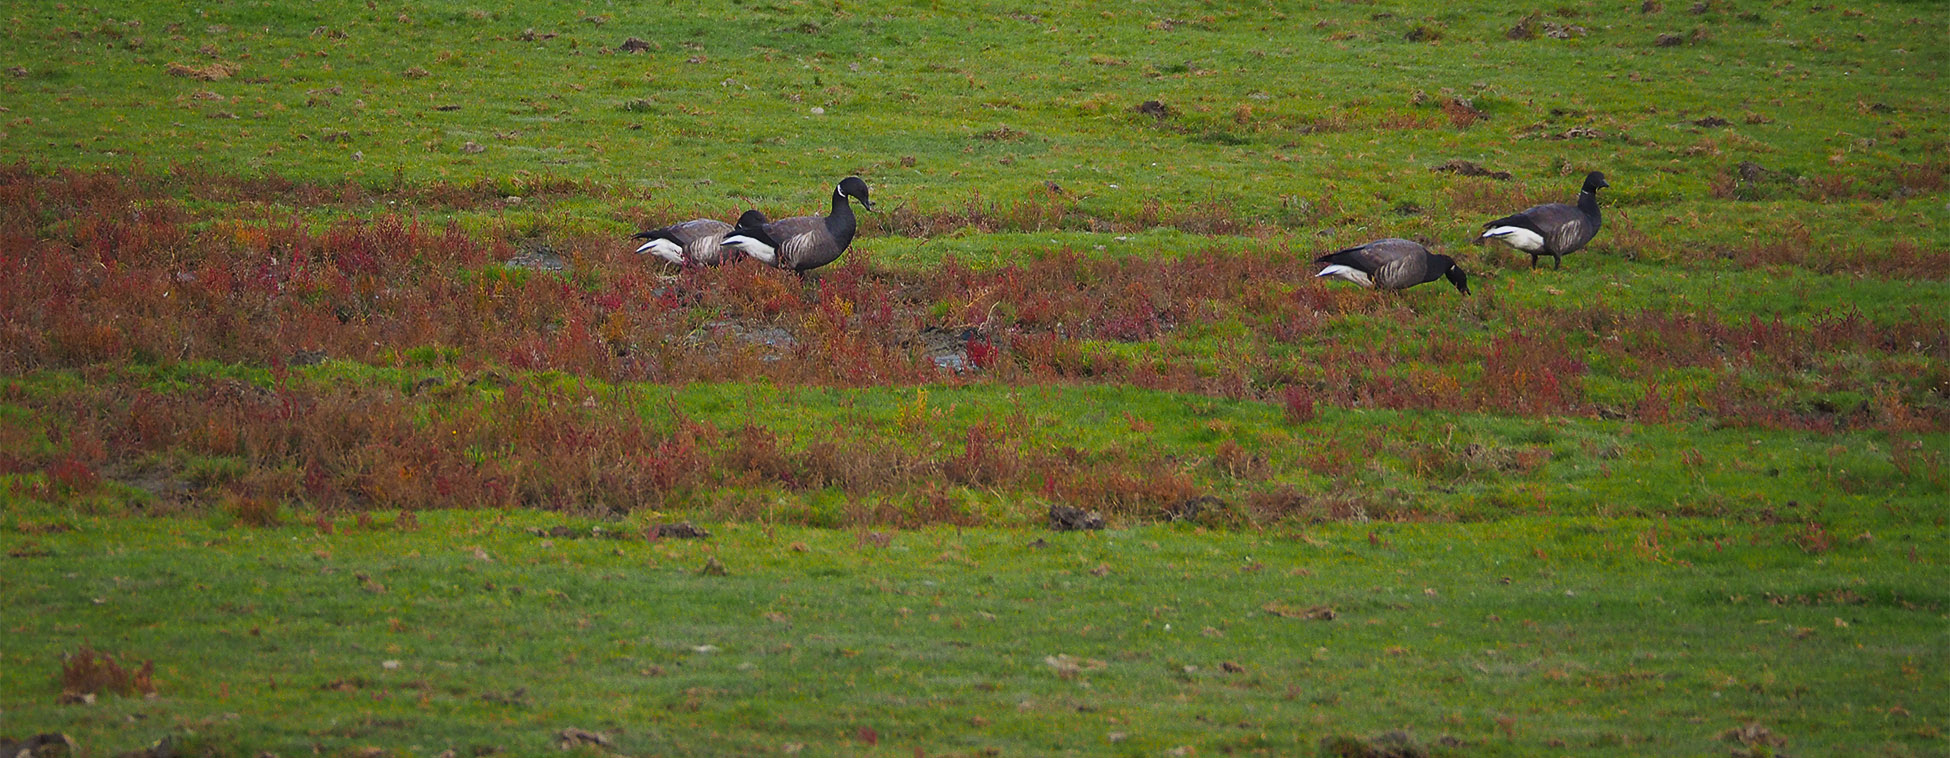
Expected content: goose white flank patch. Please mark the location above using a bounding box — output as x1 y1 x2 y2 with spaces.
632 236 687 263
1313 264 1374 288
630 209 768 266
1478 225 1546 253
719 176 875 273
1479 171 1608 270
1313 238 1470 295
719 229 776 265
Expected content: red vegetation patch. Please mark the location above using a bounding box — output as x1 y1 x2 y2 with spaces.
60 646 156 698
226 493 282 527
7 374 1247 522
45 456 101 495
1444 179 1548 216
1 161 1945 526
1478 330 1587 415
1282 385 1318 424
1441 98 1485 129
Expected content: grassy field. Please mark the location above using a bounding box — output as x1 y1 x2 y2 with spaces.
1 0 1947 755
2 511 1943 756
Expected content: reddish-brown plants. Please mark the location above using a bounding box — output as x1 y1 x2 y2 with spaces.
59 646 156 698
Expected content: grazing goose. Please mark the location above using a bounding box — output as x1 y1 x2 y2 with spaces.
632 209 769 266
1479 171 1608 269
1314 238 1470 295
720 176 876 272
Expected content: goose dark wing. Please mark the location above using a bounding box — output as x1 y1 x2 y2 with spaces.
638 218 730 244
1315 239 1431 290
1513 203 1590 253
760 216 833 270
635 218 733 261
1315 238 1420 271
1480 210 1546 236
683 220 740 264
671 219 732 244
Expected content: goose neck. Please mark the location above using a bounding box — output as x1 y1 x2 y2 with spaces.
827 189 857 234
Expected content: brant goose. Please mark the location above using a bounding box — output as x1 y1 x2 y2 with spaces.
1315 238 1470 295
631 209 769 266
720 176 875 272
1479 171 1608 269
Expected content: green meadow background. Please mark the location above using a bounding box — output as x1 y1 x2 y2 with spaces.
1 1 1945 755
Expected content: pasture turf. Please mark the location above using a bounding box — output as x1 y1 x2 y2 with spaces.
2 511 1945 756
1 0 1946 755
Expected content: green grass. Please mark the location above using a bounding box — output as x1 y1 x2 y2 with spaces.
3 512 1945 756
2 0 1947 754
3 1 1944 250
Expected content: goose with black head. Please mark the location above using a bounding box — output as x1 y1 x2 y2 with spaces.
720 176 876 273
631 209 769 266
1314 238 1470 296
1479 171 1609 270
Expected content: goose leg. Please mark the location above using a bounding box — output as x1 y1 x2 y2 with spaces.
1552 253 1562 270
1529 254 1540 269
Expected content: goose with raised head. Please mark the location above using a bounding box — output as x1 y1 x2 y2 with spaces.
1479 171 1608 270
631 209 769 266
1314 238 1470 295
720 176 876 273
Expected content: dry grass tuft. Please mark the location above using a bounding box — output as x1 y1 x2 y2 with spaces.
59 646 156 698
165 61 240 81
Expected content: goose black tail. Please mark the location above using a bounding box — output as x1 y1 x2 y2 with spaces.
1481 214 1541 233
1313 246 1369 266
